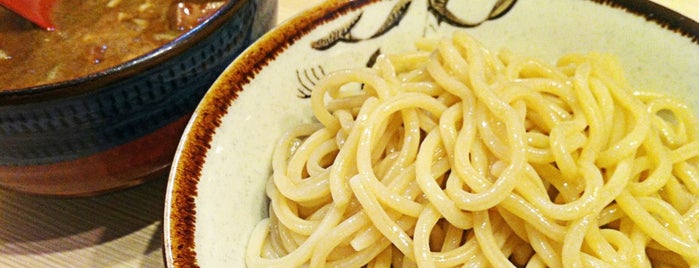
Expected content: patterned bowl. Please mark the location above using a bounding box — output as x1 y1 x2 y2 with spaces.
164 0 698 266
0 0 277 196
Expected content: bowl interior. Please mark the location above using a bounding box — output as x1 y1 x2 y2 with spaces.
0 0 251 100
165 0 699 266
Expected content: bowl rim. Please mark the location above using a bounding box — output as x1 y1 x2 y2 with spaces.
163 0 372 265
0 0 254 105
162 0 699 266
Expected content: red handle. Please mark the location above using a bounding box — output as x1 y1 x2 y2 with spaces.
0 0 57 31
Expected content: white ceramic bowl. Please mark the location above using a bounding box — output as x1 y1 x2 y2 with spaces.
164 0 699 266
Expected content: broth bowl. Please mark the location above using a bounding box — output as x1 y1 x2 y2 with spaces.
0 0 277 196
164 0 698 266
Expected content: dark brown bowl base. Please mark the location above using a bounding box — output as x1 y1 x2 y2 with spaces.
0 115 190 197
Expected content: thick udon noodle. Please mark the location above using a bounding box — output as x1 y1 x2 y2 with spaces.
246 31 699 267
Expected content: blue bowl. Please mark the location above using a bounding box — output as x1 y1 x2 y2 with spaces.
0 0 277 196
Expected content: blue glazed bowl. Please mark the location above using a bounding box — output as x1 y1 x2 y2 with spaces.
0 0 277 196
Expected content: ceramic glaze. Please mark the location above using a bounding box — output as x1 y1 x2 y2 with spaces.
0 0 278 196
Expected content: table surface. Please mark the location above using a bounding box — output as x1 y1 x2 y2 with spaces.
0 0 696 267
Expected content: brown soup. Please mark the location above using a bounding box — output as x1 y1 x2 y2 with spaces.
0 0 224 90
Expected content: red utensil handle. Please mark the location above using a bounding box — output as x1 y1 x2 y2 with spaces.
0 0 57 31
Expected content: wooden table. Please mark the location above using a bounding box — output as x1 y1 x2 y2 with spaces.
0 0 695 267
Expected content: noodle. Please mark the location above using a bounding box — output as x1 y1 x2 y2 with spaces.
245 31 699 267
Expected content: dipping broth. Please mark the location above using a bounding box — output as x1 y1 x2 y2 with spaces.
0 0 225 90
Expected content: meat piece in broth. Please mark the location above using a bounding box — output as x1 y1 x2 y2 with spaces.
169 1 225 31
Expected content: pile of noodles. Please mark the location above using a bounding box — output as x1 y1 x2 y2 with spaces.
246 31 699 267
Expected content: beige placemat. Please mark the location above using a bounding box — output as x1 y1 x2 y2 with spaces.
0 177 167 267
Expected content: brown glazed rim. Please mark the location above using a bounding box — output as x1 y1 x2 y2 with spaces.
163 0 699 267
0 0 251 105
